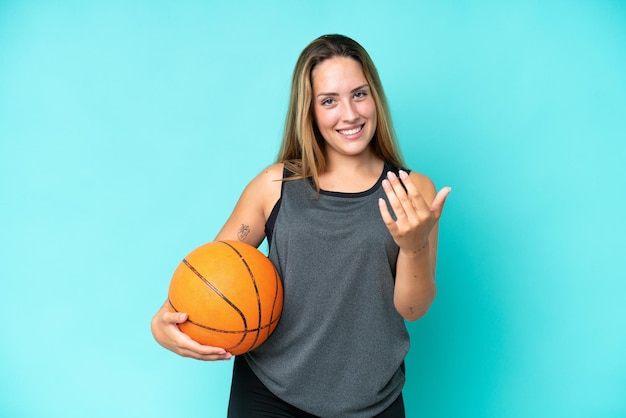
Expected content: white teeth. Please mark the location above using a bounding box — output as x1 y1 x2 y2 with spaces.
338 126 362 135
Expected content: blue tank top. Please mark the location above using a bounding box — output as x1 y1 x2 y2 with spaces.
244 162 410 417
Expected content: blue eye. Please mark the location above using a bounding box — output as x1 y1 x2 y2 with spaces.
354 91 367 99
321 98 335 106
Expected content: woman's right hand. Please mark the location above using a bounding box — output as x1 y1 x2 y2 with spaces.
151 302 233 361
150 164 283 361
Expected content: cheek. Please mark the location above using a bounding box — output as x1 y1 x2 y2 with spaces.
364 100 377 120
314 108 338 130
354 97 376 121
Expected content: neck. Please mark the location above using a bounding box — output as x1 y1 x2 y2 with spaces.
318 151 385 193
323 149 380 175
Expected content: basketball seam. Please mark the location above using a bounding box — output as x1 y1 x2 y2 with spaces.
219 241 263 352
169 241 281 353
181 258 249 350
268 269 281 339
170 297 278 334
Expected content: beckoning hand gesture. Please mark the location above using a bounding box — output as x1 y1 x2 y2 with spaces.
378 170 450 254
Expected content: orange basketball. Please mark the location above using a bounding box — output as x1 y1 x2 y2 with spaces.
167 240 283 355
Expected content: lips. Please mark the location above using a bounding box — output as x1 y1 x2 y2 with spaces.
337 125 363 136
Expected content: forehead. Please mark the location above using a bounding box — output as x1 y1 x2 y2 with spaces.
311 56 367 92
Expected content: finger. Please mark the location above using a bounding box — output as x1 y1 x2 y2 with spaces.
162 310 188 325
381 178 404 221
431 187 451 220
180 345 233 361
383 173 412 221
176 331 233 360
397 170 431 214
180 347 233 361
378 197 398 231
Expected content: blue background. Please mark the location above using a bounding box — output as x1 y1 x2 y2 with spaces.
1 1 625 417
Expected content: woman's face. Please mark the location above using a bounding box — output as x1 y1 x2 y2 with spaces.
311 56 377 159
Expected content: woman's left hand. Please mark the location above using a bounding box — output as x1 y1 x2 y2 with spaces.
378 170 450 255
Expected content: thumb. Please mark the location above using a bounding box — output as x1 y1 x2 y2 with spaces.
431 187 451 220
165 311 188 324
175 312 189 324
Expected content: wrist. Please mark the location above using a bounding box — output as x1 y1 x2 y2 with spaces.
399 242 430 259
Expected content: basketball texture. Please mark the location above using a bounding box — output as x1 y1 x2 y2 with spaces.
167 240 283 355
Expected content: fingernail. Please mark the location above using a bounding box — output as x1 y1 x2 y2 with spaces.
387 171 397 181
382 179 391 189
399 170 408 179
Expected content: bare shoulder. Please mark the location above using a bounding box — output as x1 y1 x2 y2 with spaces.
214 163 284 245
246 163 284 218
247 163 283 194
256 162 285 183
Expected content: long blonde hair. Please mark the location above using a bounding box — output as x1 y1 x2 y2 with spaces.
277 34 404 188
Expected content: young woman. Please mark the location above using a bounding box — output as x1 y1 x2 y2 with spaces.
151 34 450 418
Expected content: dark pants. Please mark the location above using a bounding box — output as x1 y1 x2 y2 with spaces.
227 356 405 418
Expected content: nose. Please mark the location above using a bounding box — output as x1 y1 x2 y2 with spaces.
342 100 359 123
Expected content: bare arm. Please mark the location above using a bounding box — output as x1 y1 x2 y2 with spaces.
151 163 283 360
213 163 283 244
379 170 450 321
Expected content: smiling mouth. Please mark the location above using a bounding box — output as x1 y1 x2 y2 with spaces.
337 125 363 135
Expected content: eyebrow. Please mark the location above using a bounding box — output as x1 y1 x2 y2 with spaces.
316 83 370 98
